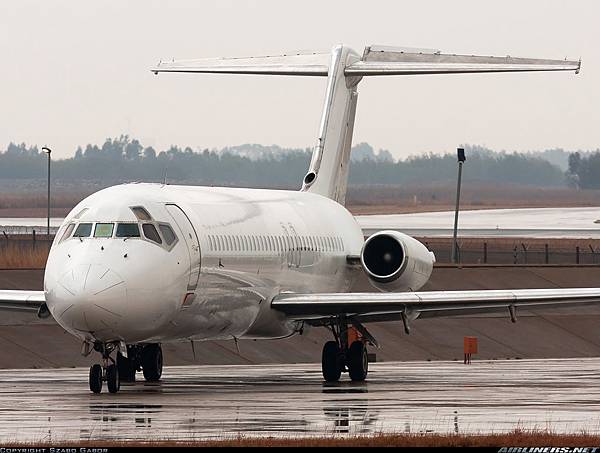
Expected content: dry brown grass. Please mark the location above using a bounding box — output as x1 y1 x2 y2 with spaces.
0 240 49 269
0 192 88 210
6 430 600 447
347 183 600 215
2 183 600 217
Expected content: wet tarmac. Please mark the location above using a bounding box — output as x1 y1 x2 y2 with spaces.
1 358 600 441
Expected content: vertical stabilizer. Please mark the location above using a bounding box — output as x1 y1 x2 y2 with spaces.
152 45 580 205
301 46 361 205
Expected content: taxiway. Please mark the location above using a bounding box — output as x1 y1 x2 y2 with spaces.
1 358 599 442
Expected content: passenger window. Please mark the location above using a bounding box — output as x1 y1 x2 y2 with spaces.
73 223 93 237
142 224 162 244
116 223 141 238
159 224 177 246
59 223 75 242
131 206 153 221
94 223 114 238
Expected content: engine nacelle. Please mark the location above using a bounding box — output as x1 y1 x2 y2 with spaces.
360 230 435 292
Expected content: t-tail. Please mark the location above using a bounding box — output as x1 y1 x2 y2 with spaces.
152 45 580 205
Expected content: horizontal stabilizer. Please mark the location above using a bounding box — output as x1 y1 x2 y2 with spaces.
152 52 329 76
345 45 581 76
152 45 580 78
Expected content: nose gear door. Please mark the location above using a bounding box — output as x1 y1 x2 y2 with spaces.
165 204 200 290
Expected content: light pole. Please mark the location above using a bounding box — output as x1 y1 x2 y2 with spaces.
42 147 51 238
451 148 466 264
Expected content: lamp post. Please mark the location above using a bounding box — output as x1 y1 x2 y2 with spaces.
41 147 51 238
451 147 466 264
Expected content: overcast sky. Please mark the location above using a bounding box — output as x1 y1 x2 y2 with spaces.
1 0 598 159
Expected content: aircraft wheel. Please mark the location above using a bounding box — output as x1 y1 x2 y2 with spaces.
106 364 120 393
322 341 342 382
89 364 103 394
348 341 368 382
142 344 163 382
117 352 136 383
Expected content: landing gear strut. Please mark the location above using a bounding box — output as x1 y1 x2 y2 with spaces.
88 343 163 393
321 316 369 382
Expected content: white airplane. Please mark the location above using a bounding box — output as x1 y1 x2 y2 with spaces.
1 45 592 394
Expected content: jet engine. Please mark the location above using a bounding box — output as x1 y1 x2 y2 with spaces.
360 230 435 292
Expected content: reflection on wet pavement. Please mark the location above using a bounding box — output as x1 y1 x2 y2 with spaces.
1 358 600 441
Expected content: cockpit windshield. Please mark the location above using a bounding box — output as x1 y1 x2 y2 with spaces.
73 223 93 237
63 206 177 249
94 223 114 238
116 223 141 238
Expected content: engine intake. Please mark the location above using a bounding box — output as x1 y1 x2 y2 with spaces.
361 230 435 292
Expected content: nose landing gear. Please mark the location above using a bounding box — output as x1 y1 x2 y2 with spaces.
88 342 120 394
321 316 372 383
88 343 164 393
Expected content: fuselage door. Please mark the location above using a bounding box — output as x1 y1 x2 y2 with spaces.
165 203 201 290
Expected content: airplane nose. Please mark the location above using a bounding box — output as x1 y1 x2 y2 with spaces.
49 264 127 337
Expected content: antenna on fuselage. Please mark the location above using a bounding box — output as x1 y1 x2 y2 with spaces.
162 166 168 185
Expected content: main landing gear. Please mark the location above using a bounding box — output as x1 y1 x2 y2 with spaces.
321 316 371 382
88 343 163 394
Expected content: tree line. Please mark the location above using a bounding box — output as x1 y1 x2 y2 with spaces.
566 151 600 189
0 136 593 188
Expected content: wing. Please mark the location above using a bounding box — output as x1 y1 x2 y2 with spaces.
272 288 600 325
0 290 46 315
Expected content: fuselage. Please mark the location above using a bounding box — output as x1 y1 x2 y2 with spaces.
44 183 365 345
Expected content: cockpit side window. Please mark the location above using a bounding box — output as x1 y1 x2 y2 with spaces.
59 223 76 243
158 224 177 246
116 223 141 238
142 223 162 244
94 223 114 238
73 223 93 237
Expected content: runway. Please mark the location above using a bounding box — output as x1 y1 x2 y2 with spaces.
1 358 600 442
356 207 600 238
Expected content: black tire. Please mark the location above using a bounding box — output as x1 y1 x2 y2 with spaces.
348 341 368 382
89 364 102 394
322 341 342 382
117 352 136 383
107 364 120 393
142 344 163 382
